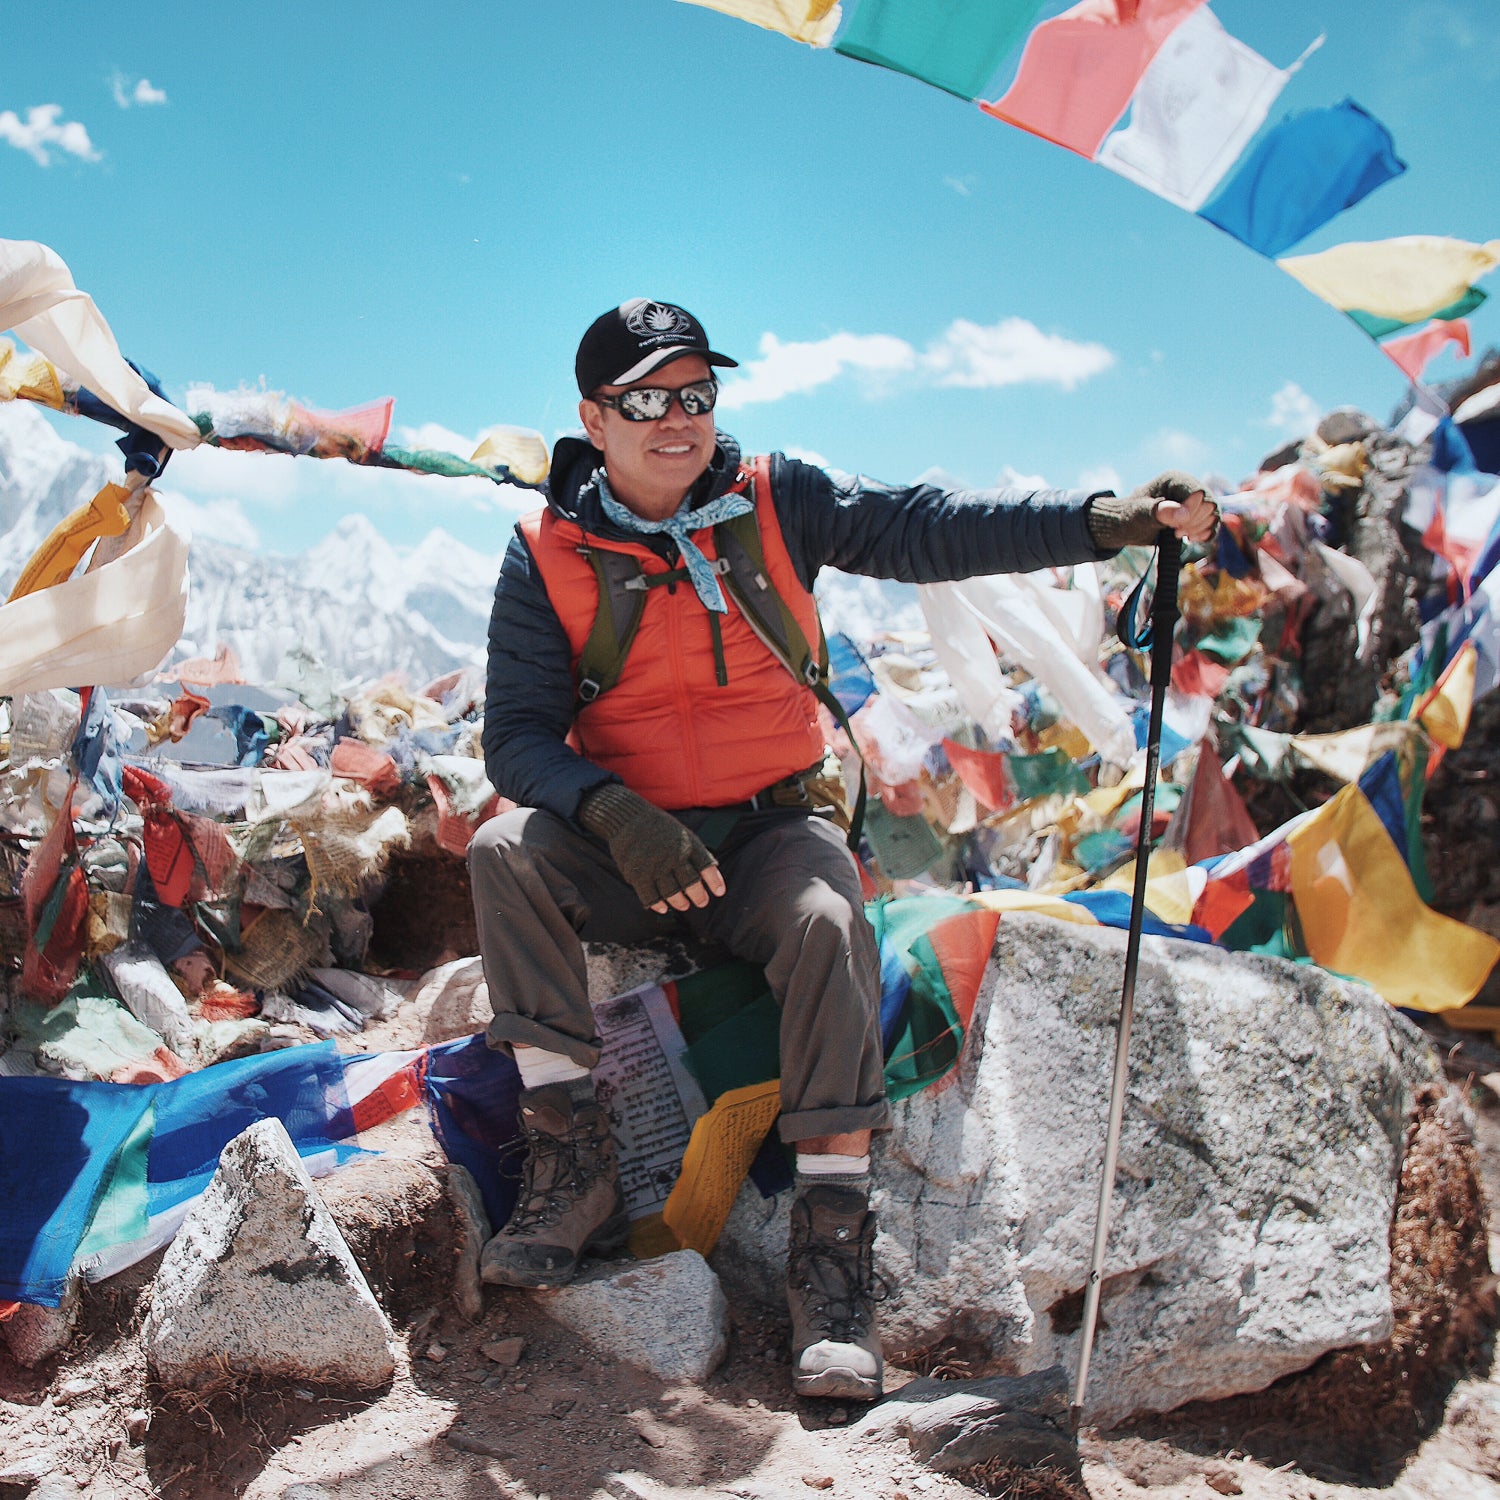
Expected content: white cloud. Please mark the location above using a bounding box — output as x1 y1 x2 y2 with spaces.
924 318 1115 392
717 331 914 411
718 317 1114 411
395 421 479 455
782 445 830 469
1078 464 1123 494
996 463 1050 490
943 174 976 197
112 73 168 108
1264 381 1322 439
1144 428 1212 470
0 104 100 166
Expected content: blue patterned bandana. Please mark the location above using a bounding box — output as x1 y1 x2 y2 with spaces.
597 472 754 614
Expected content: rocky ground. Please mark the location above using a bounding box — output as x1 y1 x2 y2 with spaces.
1 1012 1498 1500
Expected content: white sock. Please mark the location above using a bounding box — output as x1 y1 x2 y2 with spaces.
795 1152 871 1179
513 1045 591 1089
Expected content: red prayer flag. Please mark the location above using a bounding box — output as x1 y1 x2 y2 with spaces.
981 0 1207 159
1162 741 1261 868
1381 319 1471 383
941 738 1012 810
1171 650 1231 699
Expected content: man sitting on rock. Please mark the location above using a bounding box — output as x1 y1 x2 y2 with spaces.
469 298 1216 1401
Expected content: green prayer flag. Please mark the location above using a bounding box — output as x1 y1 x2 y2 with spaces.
1346 287 1487 341
1006 748 1089 802
1193 615 1262 666
681 994 782 1105
864 798 943 879
77 1101 156 1263
835 0 1046 101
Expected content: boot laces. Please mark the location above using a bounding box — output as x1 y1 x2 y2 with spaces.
790 1229 889 1343
499 1116 609 1235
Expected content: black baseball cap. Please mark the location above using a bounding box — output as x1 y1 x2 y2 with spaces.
575 299 738 396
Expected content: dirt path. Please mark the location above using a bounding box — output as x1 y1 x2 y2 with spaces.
3 1022 1498 1500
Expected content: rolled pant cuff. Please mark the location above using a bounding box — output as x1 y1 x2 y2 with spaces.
485 1014 602 1071
777 1099 892 1144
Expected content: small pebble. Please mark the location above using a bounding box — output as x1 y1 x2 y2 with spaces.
1204 1465 1243 1496
425 1341 448 1363
746 1397 761 1408
55 1376 97 1403
124 1410 149 1444
551 1399 576 1418
482 1336 526 1368
803 1476 834 1490
292 1387 317 1401
633 1414 670 1449
827 1406 849 1426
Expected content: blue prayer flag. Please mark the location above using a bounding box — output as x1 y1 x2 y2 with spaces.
1199 99 1405 258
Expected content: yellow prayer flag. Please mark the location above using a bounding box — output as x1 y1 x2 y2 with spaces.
1287 785 1498 1012
970 888 1100 926
661 1080 782 1257
675 0 841 47
0 339 66 409
1101 849 1197 928
1415 643 1477 750
469 425 550 485
1278 236 1500 321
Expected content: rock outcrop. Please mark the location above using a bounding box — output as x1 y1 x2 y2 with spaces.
714 914 1441 1427
144 1117 399 1390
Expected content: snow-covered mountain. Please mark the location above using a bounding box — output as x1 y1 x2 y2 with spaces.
0 402 919 689
0 404 502 686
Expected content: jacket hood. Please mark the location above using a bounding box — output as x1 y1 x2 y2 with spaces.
545 429 744 536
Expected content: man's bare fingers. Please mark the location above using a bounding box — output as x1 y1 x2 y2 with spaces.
650 898 670 914
702 865 727 897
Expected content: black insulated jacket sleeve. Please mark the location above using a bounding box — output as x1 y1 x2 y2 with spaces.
480 527 616 821
766 453 1111 592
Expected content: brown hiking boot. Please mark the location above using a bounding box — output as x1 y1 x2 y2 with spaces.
787 1183 887 1401
480 1081 628 1289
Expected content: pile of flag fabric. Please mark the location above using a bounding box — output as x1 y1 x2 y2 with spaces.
4 398 1500 1323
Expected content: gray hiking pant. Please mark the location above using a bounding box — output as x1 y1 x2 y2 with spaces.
468 806 890 1143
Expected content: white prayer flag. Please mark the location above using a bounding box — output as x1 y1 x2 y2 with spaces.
1096 8 1319 211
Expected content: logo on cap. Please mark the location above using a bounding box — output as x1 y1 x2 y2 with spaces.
626 302 693 340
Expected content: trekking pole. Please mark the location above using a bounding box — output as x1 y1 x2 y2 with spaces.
1070 529 1183 1432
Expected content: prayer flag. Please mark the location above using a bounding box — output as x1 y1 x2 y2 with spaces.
1160 741 1260 867
941 737 1011 809
1414 641 1477 750
1199 100 1406 258
1381 319 1472 383
981 0 1206 160
1405 432 1500 586
1347 287 1487 342
1286 785 1498 1012
675 0 841 47
1095 8 1309 210
836 0 1048 101
1278 236 1500 323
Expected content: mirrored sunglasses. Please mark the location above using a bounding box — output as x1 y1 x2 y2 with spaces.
594 378 718 422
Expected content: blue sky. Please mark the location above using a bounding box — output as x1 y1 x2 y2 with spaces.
5 0 1498 555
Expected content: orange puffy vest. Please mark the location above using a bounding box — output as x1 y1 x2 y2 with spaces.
518 456 825 809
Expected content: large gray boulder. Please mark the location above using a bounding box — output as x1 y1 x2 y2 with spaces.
537 1249 729 1382
714 914 1439 1427
144 1118 399 1390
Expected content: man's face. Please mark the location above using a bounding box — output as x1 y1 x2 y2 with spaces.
578 354 717 521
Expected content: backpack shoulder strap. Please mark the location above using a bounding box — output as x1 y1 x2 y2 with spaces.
716 457 868 849
574 547 651 705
